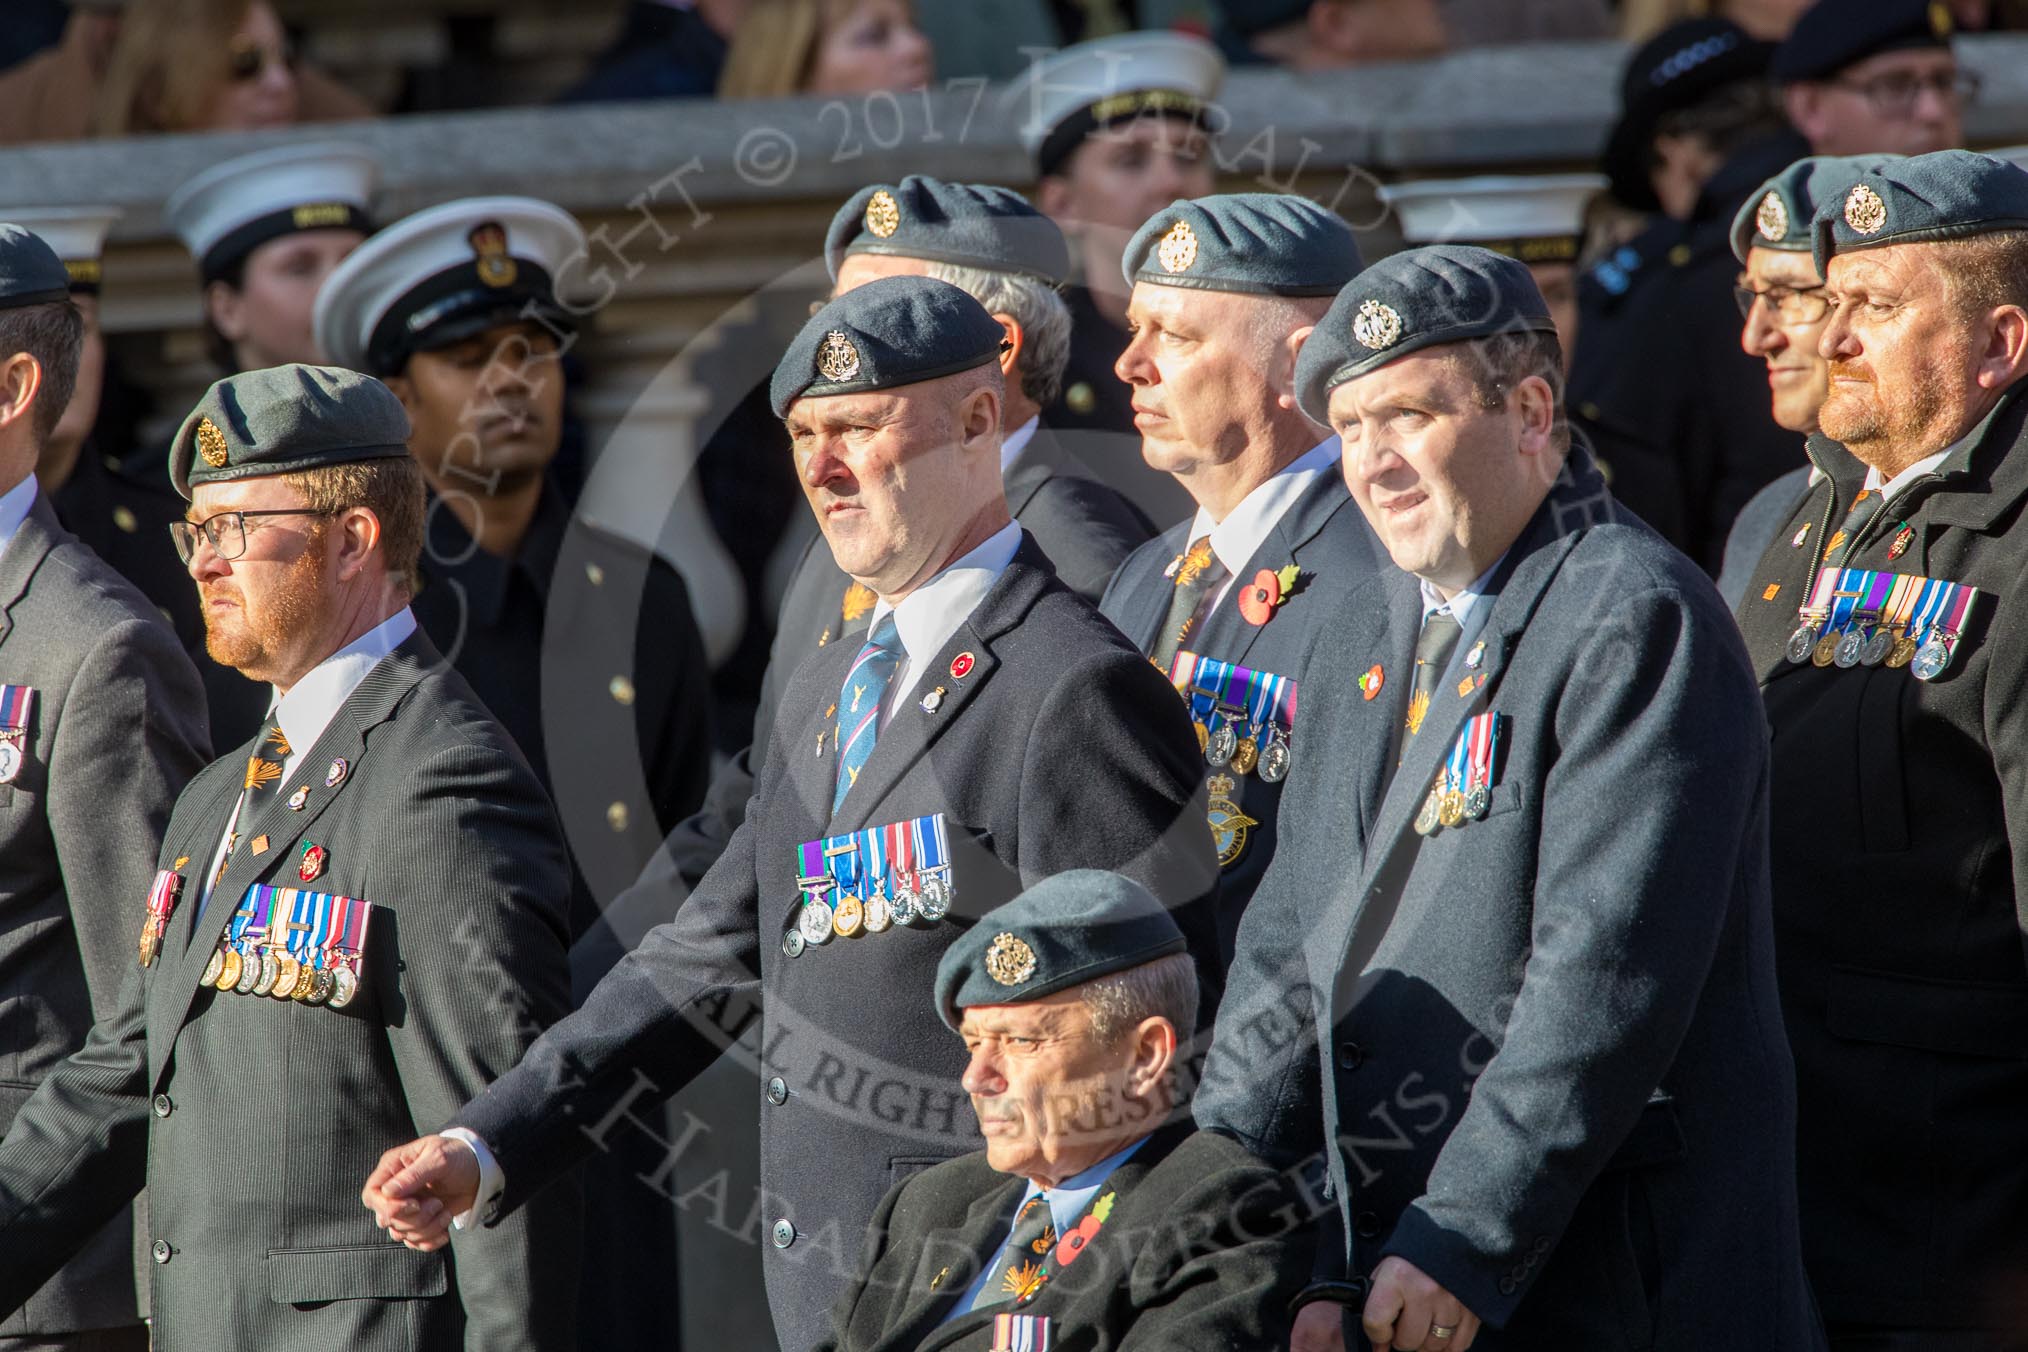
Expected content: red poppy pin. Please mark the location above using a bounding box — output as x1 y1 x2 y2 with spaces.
1358 665 1384 700
1238 564 1303 627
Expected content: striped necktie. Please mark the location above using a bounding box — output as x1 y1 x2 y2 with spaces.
833 613 904 814
970 1194 1055 1310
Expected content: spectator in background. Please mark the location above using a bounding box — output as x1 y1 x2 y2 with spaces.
89 0 369 137
1215 0 1446 67
718 0 933 98
1620 0 1816 41
1775 0 1967 157
562 0 752 103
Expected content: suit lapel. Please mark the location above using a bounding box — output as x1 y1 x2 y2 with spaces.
1001 426 1060 521
884 1178 1024 1351
1194 472 1352 669
0 495 63 653
147 635 437 1086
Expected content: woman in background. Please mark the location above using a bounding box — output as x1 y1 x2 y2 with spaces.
92 0 368 136
719 0 934 97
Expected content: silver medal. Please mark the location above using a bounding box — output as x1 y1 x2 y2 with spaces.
1205 719 1238 767
916 873 951 922
1859 628 1892 666
799 900 835 945
1464 785 1491 820
864 894 892 933
1833 629 1864 668
1257 732 1290 784
1910 636 1951 681
1785 623 1821 664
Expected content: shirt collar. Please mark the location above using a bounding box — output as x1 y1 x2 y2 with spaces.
270 608 417 771
868 520 1023 669
1000 416 1040 476
1863 447 1955 505
1016 1136 1149 1238
1419 552 1507 634
0 475 37 558
1187 437 1339 576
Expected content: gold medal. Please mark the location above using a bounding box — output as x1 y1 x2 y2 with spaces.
138 921 159 970
272 955 301 999
1811 632 1841 667
1193 721 1210 754
1439 791 1467 828
832 895 865 938
1230 737 1259 777
1887 632 1917 668
216 948 243 991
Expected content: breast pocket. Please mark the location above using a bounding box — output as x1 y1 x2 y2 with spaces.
265 1243 447 1305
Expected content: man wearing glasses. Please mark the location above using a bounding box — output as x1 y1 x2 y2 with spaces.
1775 0 1969 160
1715 155 1898 608
0 364 580 1350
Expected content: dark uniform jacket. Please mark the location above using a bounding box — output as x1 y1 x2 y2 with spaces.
1733 390 2028 1331
0 630 582 1351
1197 453 1823 1350
655 427 1153 899
452 538 1221 1352
0 493 209 1336
815 1123 1308 1352
1099 465 1382 961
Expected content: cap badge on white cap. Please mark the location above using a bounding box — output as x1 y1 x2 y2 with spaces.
468 222 517 288
985 932 1037 985
1156 220 1197 273
1354 299 1403 351
1844 184 1888 235
817 331 861 382
1756 191 1789 242
864 190 901 239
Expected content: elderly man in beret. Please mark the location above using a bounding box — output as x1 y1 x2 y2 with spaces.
1197 245 1820 1351
0 364 581 1350
1100 193 1382 959
1731 149 2028 1349
0 223 208 1351
1715 155 1897 607
817 869 1308 1351
363 275 1221 1352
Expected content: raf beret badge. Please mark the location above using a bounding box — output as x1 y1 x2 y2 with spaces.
197 417 230 468
817 331 861 382
1156 220 1198 274
1844 184 1888 235
1756 191 1789 242
864 189 901 239
985 932 1037 986
1353 299 1403 351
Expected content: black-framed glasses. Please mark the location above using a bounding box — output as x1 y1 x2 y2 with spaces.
170 509 330 564
1832 68 1980 116
1733 283 1833 324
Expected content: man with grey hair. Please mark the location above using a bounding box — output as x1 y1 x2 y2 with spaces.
1100 192 1382 958
816 869 1307 1351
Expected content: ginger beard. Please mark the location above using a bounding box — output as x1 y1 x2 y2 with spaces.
201 524 328 680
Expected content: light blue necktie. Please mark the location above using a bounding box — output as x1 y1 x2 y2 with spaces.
833 613 904 814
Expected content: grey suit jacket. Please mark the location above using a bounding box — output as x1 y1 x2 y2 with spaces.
0 492 209 1336
453 538 1221 1352
647 425 1154 910
0 630 581 1351
1099 466 1382 961
1197 454 1823 1349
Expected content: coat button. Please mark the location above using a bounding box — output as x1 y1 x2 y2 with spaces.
765 1077 787 1105
150 1240 171 1264
151 1094 173 1118
771 1219 796 1249
1498 1275 1517 1296
1354 1211 1381 1239
782 930 804 959
1336 1041 1365 1070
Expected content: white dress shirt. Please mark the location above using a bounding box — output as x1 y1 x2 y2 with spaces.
196 608 417 916
950 1137 1149 1317
445 523 1023 1227
1417 553 1506 636
1865 447 1952 506
1184 438 1339 608
999 416 1039 477
0 474 36 558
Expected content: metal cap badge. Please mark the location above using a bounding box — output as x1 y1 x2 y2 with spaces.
1353 299 1403 351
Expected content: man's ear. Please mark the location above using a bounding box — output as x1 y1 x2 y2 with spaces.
331 505 383 584
1514 374 1558 458
994 313 1025 379
1978 304 2028 393
1278 324 1317 411
959 382 1001 449
1126 1016 1178 1100
0 352 42 436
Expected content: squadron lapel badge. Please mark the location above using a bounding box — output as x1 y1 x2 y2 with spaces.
298 841 327 883
325 757 348 788
0 684 33 784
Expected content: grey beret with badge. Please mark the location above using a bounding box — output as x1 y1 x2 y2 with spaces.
770 274 1007 419
0 225 80 311
826 176 1070 284
933 869 1187 1031
1121 192 1362 297
1294 244 1556 426
169 363 412 498
1729 154 1904 263
1810 149 2028 273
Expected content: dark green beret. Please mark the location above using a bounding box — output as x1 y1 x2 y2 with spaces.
0 225 77 311
1294 244 1555 426
1772 0 1952 84
1730 154 1905 263
770 274 1006 420
1121 193 1362 297
933 870 1187 1032
826 176 1070 285
169 364 413 499
1810 150 2028 274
